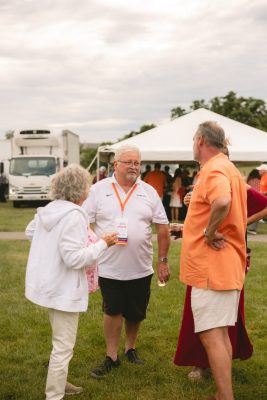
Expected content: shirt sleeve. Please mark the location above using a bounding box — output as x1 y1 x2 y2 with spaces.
59 211 107 270
203 170 231 205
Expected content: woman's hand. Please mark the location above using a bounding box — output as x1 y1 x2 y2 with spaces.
101 232 118 247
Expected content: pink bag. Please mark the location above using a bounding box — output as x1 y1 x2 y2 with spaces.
86 229 99 293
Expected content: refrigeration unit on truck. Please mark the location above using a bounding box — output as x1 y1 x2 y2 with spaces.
9 129 80 207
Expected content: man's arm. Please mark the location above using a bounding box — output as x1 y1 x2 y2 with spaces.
204 196 231 250
155 223 170 283
247 208 267 225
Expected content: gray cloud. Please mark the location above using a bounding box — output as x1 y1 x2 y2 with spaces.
0 0 266 143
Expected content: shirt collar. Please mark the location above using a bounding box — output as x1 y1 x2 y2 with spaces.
202 152 227 171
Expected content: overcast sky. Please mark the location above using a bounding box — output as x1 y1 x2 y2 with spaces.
0 0 266 143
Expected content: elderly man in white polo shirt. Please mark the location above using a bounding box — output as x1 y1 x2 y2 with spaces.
83 144 170 378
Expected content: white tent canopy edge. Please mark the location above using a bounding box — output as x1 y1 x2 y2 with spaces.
96 108 267 164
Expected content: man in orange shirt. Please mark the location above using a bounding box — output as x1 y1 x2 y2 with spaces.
180 121 247 400
144 162 166 200
256 163 267 195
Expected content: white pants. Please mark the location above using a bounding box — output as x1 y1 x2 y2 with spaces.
45 309 79 400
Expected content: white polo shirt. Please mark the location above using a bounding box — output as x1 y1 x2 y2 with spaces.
82 175 168 280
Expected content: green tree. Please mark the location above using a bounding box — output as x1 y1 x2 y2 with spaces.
80 123 156 171
80 146 97 170
80 141 113 171
170 106 187 120
139 124 156 133
5 130 14 139
190 99 209 111
171 91 267 131
209 91 267 131
119 123 156 140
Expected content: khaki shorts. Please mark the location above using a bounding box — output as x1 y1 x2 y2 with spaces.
191 287 240 333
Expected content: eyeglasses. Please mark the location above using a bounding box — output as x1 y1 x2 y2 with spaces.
117 160 141 167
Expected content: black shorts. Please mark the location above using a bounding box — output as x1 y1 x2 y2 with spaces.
98 274 153 323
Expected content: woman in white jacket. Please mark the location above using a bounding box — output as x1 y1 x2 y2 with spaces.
25 164 117 400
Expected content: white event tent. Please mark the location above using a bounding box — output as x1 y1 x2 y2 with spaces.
95 108 267 169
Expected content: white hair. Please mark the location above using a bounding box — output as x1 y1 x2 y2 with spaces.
114 144 141 161
51 164 90 203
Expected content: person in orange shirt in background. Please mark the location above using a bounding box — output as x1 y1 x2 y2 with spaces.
179 121 247 400
144 162 166 200
141 164 151 180
256 163 267 195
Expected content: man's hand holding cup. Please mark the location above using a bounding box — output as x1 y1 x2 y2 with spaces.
169 223 183 240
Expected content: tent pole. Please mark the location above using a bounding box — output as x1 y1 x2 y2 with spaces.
96 147 100 181
86 153 97 172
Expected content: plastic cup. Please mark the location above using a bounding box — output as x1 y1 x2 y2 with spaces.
170 223 183 238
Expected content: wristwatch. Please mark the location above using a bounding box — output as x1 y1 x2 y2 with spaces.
158 257 168 263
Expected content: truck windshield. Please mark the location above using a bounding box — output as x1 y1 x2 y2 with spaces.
10 157 56 176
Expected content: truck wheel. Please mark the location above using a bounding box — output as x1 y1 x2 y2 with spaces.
13 201 20 208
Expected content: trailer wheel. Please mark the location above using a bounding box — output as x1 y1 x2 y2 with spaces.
13 201 20 208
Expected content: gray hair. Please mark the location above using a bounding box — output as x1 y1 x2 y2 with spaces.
51 164 90 203
197 121 226 150
114 144 141 161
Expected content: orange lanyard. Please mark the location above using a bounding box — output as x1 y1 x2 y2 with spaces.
112 182 137 214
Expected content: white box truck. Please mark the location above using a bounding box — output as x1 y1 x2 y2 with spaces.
9 129 80 207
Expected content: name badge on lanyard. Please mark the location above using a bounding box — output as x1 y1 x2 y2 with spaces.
112 182 137 246
115 217 128 245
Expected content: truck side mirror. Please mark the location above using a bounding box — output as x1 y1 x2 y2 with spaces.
0 162 3 174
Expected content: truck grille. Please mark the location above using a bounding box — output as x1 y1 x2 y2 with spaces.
22 186 43 194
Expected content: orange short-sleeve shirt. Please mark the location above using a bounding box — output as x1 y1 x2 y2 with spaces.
180 153 247 290
260 173 267 194
144 170 166 199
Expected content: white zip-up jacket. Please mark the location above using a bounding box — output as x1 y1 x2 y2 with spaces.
25 200 107 312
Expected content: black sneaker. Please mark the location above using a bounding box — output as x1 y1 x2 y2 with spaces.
90 356 121 379
125 348 144 365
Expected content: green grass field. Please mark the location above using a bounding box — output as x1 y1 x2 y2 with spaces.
0 236 266 399
1 201 267 235
0 202 36 231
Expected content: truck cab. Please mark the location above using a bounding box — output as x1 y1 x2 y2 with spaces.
9 155 57 206
9 129 79 207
